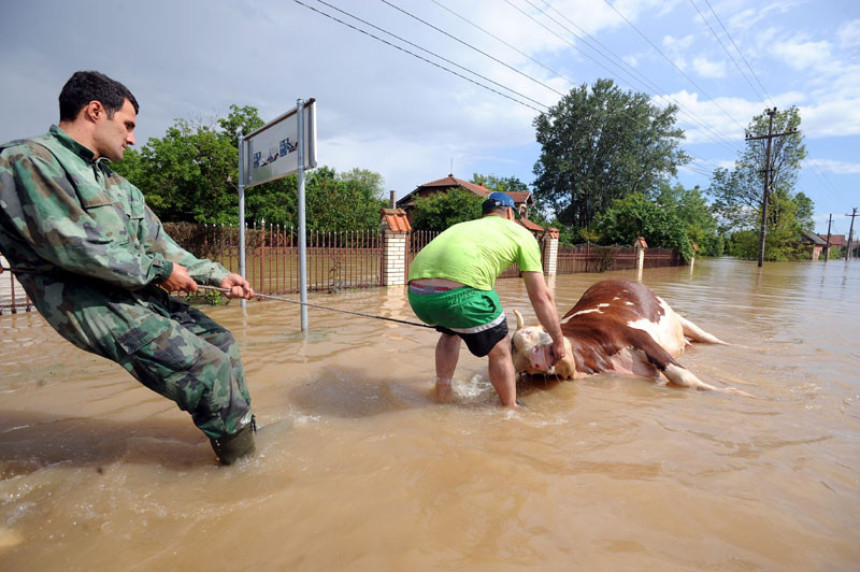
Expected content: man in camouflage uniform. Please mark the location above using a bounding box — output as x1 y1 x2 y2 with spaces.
0 71 256 465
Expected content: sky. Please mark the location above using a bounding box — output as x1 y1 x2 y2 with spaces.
1 0 858 235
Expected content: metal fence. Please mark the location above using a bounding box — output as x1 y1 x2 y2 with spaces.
557 243 683 273
1 226 685 315
238 225 384 294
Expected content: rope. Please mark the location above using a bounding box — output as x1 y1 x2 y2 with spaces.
197 285 434 329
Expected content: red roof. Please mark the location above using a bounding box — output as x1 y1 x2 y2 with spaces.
396 174 534 208
410 174 491 198
517 218 545 232
819 234 846 246
380 208 411 232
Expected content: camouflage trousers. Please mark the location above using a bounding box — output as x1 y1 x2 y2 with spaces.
20 275 253 439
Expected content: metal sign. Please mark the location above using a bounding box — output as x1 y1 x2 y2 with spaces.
238 98 316 331
243 99 316 188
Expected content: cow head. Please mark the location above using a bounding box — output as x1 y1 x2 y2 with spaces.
511 310 575 378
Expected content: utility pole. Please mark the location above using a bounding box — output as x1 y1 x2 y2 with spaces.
745 108 798 267
824 215 833 261
847 207 859 260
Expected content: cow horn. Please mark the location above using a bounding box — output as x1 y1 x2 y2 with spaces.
513 309 524 331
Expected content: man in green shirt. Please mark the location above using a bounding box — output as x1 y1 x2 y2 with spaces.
0 71 256 464
408 192 566 407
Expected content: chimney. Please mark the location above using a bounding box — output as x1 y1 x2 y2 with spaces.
389 190 396 209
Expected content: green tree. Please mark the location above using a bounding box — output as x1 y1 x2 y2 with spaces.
411 188 484 231
114 119 238 223
592 192 695 261
533 78 690 230
709 106 809 241
113 105 385 229
655 183 723 256
470 173 529 194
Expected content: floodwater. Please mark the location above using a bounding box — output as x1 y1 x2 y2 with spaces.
1 257 858 570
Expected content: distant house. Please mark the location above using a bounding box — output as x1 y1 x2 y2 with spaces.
800 230 828 261
395 173 542 236
818 233 847 258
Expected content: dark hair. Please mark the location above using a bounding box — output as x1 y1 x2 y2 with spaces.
482 202 510 216
59 71 139 121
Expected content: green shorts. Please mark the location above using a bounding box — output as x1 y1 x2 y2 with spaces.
408 286 508 357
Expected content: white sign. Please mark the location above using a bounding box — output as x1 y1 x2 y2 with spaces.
243 99 316 188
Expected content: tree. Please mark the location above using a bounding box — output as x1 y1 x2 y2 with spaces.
532 78 690 230
411 188 484 231
592 192 695 261
709 106 809 238
113 105 385 229
655 183 723 256
471 173 529 194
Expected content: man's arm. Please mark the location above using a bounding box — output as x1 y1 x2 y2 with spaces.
521 271 566 364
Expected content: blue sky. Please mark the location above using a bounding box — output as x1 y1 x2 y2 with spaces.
1 0 857 234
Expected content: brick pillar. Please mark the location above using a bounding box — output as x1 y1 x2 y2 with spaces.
380 208 412 286
544 228 559 276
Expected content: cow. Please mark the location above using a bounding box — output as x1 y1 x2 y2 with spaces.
511 279 749 395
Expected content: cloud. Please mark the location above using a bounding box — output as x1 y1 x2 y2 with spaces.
804 158 860 175
692 56 727 78
836 19 860 48
769 33 832 71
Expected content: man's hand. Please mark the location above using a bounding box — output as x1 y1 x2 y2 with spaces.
220 273 255 300
160 263 198 293
551 337 567 366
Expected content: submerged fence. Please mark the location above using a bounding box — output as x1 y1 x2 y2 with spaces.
1 223 685 315
557 244 683 273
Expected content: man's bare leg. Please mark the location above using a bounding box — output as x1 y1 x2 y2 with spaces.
434 333 460 402
487 339 518 407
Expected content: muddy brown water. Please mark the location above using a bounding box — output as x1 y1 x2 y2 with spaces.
1 258 858 570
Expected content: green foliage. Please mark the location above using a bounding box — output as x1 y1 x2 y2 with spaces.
655 183 724 256
725 190 810 261
532 78 690 228
471 173 529 194
709 107 809 232
112 105 385 229
592 192 695 261
411 188 484 231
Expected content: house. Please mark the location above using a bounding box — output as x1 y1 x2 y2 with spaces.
818 233 847 258
397 174 535 219
801 230 828 261
395 173 542 235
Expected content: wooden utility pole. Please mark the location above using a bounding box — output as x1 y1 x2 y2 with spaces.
847 207 859 260
824 214 833 261
745 108 798 267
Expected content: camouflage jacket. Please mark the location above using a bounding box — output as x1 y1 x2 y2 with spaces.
0 125 229 290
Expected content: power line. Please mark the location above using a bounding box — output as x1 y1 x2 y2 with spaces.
430 0 575 90
378 0 565 98
431 0 735 176
511 0 745 156
603 0 749 134
688 0 767 104
701 0 775 108
291 0 547 112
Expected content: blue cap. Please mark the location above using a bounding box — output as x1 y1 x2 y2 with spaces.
484 191 515 209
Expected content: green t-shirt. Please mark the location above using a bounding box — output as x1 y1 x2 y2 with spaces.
408 216 543 290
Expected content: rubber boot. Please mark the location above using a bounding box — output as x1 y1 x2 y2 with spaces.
210 419 257 465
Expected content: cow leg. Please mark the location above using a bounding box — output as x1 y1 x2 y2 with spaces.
677 315 729 345
628 329 743 394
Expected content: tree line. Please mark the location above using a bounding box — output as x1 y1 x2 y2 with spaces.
114 81 815 262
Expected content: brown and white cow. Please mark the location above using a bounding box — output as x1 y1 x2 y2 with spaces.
511 279 748 395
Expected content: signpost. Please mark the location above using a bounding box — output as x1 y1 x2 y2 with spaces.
239 99 317 330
